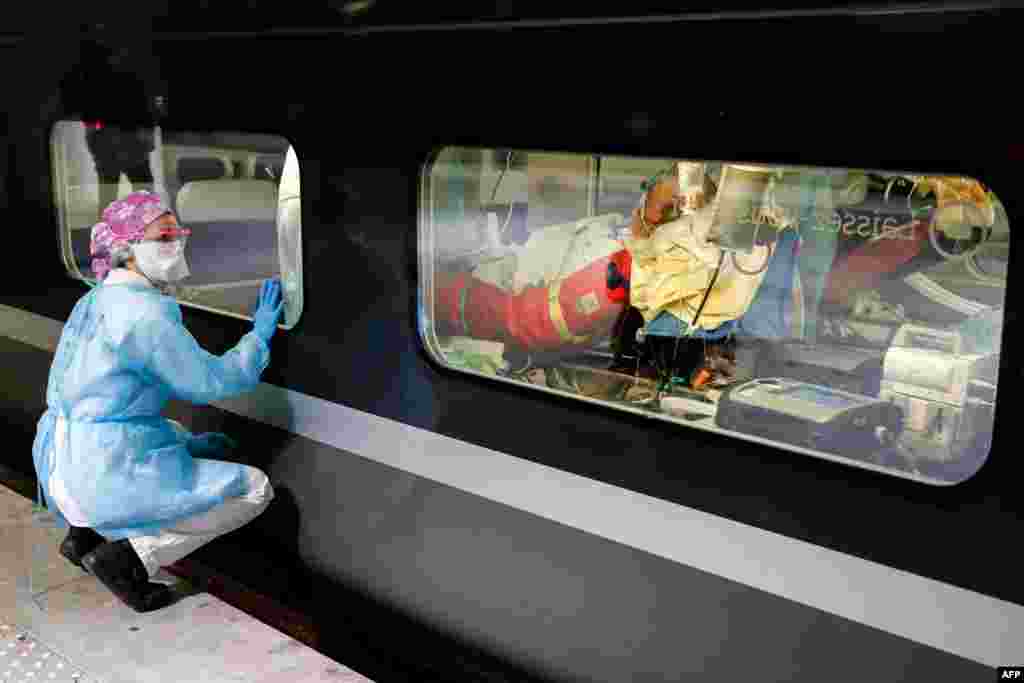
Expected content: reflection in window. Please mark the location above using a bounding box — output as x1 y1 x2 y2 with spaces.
420 148 1009 484
51 121 303 328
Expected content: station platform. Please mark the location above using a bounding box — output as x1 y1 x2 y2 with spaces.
0 483 374 683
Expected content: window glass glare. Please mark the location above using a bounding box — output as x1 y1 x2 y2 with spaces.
420 147 1009 485
51 121 303 327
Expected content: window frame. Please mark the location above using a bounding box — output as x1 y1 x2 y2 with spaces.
417 145 1005 487
49 120 304 330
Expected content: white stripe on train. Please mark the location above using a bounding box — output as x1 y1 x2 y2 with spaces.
1 301 1021 667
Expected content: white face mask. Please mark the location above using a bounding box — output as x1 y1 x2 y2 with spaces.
132 240 190 283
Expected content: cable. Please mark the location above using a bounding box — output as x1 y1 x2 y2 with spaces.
488 151 511 202
662 250 726 389
638 190 653 237
684 250 725 342
884 177 897 203
489 151 517 238
731 241 772 275
928 216 987 261
499 196 516 236
964 245 1004 285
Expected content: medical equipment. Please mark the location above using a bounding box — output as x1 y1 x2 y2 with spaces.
878 323 997 463
716 377 902 458
706 165 788 256
660 393 717 421
754 342 884 397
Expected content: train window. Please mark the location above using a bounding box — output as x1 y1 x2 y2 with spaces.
177 156 232 184
50 121 303 328
419 147 1010 485
250 155 286 184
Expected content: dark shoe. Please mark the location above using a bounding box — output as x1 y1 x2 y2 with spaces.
81 540 175 613
59 526 106 570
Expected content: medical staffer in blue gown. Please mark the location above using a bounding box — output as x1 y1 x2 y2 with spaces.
32 191 284 612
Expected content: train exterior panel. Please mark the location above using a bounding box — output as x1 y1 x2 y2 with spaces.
1 4 1020 681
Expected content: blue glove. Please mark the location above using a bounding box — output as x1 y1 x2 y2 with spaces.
252 278 284 343
187 432 238 459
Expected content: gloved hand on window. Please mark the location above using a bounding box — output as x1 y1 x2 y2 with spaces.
186 432 238 459
252 278 284 343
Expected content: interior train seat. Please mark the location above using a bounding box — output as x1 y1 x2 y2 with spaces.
175 179 279 286
162 148 235 214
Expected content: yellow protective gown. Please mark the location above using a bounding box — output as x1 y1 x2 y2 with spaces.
624 206 771 332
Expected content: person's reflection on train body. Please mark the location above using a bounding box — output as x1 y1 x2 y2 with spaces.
31 191 284 613
84 119 157 215
70 41 163 216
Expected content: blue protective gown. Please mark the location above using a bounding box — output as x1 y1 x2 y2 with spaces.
31 272 270 540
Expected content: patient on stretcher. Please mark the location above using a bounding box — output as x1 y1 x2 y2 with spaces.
431 160 998 392
432 162 789 384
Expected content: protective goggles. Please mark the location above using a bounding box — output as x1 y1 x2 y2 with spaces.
145 226 192 243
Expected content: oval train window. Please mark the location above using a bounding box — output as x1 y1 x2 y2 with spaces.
50 121 303 329
418 147 1009 485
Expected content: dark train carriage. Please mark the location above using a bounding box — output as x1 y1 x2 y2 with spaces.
1 3 1021 681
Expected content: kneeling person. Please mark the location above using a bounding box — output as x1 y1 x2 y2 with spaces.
33 191 284 613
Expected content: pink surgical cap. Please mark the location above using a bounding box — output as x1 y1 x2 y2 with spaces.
89 191 172 280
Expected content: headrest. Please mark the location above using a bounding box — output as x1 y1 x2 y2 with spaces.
176 179 277 223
